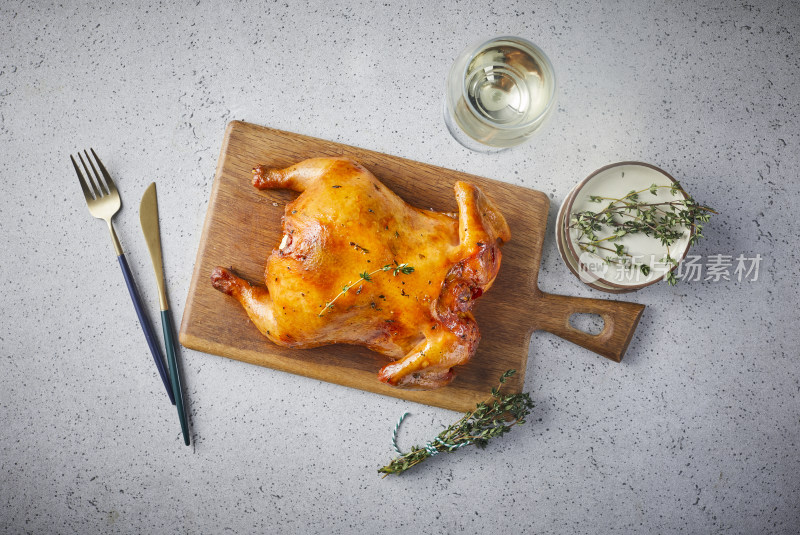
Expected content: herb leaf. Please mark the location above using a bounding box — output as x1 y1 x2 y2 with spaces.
393 263 414 276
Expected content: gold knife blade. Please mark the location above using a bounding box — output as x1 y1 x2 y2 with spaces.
139 182 168 310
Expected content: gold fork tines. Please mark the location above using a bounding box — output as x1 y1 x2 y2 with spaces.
71 149 123 255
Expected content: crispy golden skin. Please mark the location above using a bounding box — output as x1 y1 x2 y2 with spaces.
211 157 510 389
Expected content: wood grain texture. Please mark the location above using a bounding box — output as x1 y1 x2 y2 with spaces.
179 121 644 411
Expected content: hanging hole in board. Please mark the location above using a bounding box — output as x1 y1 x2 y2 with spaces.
569 313 605 335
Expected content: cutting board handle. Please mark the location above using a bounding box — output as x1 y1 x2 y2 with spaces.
537 292 645 362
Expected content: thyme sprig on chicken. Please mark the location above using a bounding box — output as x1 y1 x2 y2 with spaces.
319 262 414 316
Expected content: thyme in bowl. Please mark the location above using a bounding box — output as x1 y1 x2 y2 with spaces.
379 370 533 476
569 182 715 285
319 262 414 316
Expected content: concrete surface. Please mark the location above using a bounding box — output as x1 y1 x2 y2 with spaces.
1 1 798 533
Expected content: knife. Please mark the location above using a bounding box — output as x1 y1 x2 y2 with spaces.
140 183 190 446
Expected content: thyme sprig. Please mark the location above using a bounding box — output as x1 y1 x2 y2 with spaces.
378 370 534 476
569 182 715 285
318 262 414 316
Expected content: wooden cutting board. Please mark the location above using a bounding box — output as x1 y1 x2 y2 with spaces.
180 121 644 412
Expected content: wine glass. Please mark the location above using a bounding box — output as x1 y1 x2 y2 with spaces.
444 36 556 152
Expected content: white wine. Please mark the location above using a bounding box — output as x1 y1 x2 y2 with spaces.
445 37 556 151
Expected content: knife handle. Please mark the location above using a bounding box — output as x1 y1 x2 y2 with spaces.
162 309 190 445
118 253 176 405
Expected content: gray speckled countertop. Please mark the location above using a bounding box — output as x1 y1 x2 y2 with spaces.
2 1 798 533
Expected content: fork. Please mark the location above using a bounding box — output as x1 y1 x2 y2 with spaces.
71 149 175 405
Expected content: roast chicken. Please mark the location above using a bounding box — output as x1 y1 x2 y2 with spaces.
211 157 510 389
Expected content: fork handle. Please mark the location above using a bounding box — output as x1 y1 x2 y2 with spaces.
118 253 176 405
